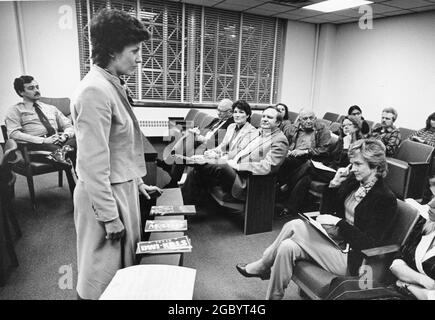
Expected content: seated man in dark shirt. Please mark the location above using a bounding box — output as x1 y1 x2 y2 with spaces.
371 107 401 157
5 75 76 167
278 109 331 193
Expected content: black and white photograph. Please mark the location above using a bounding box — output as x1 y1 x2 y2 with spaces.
0 0 435 305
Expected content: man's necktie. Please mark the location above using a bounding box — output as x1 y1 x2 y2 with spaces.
33 103 56 136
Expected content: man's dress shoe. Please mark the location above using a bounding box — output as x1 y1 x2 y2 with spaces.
236 263 270 280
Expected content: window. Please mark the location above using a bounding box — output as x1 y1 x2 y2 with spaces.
75 0 286 105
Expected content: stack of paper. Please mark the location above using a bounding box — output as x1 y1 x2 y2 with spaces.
150 205 196 216
144 219 188 232
405 198 429 220
136 236 192 254
100 264 196 300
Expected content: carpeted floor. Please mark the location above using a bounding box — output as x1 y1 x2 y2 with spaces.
0 141 302 300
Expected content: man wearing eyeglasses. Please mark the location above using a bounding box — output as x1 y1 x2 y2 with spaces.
372 107 401 157
5 75 76 167
278 109 331 198
158 98 234 187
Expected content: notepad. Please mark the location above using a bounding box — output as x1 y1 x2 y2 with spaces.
100 264 196 300
311 160 337 173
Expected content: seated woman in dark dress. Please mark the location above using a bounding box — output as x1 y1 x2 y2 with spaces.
390 195 435 300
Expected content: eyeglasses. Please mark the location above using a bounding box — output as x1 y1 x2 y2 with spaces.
217 109 230 113
350 112 361 116
301 116 315 121
25 85 39 90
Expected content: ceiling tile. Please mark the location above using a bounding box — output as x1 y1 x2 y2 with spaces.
370 2 407 13
179 0 222 6
273 11 306 19
409 4 435 11
287 8 326 17
333 8 367 18
380 0 434 10
299 16 333 23
380 9 413 16
315 13 352 21
244 7 279 16
249 2 298 13
214 2 259 11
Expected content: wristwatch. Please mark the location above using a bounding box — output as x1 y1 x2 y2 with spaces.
62 133 69 140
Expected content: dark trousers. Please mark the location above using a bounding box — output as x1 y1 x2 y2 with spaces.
26 137 77 168
181 163 238 205
284 166 336 213
278 156 310 187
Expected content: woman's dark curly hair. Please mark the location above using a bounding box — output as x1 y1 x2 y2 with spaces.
425 112 435 130
90 8 150 68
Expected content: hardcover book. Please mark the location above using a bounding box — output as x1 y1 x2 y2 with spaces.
144 219 188 232
136 236 192 254
149 205 196 216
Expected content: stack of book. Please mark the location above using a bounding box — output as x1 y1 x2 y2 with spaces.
149 205 196 217
136 235 192 255
144 219 188 232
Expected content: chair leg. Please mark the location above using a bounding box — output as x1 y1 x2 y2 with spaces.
58 170 63 187
26 175 37 210
65 169 76 196
6 203 21 239
2 207 18 267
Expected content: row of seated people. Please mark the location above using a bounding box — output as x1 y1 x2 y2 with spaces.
157 100 434 300
158 99 433 214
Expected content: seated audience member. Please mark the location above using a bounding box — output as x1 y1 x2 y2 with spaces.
409 113 435 203
182 106 288 204
409 112 435 147
5 75 76 166
279 115 364 217
236 139 397 300
202 100 257 161
371 107 401 157
275 103 294 143
390 192 435 300
347 105 371 137
158 99 234 187
278 108 331 191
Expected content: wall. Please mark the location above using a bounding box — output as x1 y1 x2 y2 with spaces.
0 0 80 123
314 11 435 130
0 2 23 124
279 20 317 114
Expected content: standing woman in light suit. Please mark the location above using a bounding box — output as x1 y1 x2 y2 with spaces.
71 9 161 300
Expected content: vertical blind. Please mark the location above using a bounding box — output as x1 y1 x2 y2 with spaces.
75 0 286 105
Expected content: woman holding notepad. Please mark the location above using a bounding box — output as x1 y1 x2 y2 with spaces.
236 139 397 300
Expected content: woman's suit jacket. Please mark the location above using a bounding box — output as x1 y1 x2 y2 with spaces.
321 175 398 274
71 65 147 222
321 176 397 251
208 122 257 159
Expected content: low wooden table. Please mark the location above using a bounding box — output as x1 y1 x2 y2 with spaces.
139 188 185 266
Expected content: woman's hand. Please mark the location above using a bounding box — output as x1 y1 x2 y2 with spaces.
139 184 163 200
104 217 125 240
330 164 351 187
316 214 341 226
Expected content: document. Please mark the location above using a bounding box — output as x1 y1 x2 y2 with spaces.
144 219 188 232
311 160 337 173
405 198 429 220
100 264 196 300
298 213 349 253
136 235 192 254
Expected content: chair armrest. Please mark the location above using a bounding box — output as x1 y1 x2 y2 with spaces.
408 162 430 167
361 244 400 258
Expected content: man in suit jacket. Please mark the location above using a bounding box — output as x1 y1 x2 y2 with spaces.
161 99 234 187
182 106 288 203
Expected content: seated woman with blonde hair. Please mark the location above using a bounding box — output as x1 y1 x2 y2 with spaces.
390 184 435 300
236 139 397 299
